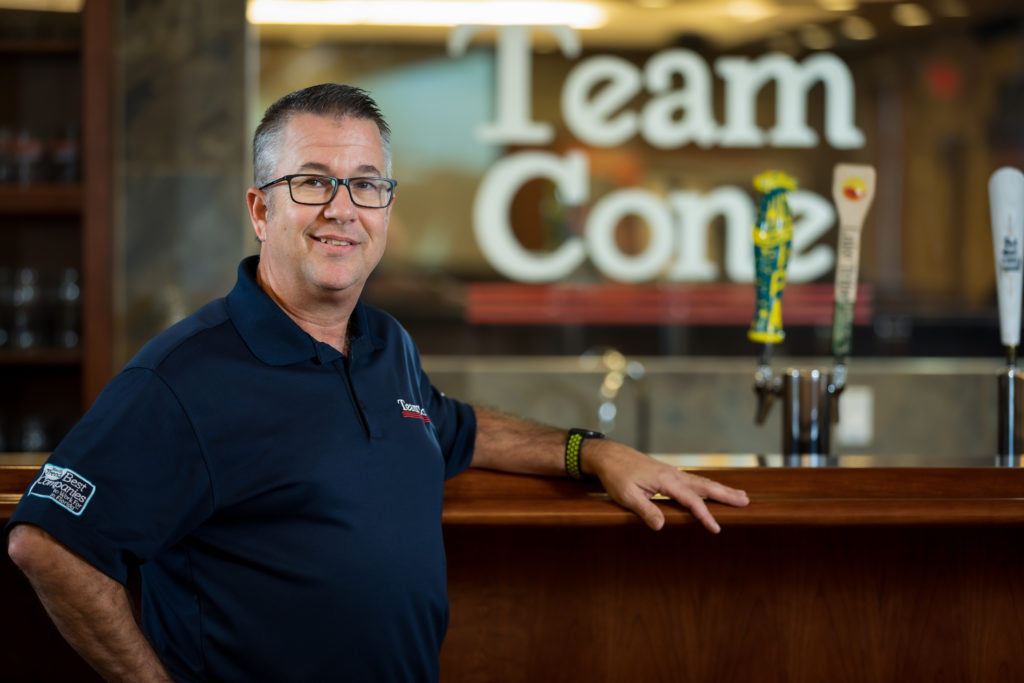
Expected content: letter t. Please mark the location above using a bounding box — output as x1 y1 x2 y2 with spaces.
447 25 581 145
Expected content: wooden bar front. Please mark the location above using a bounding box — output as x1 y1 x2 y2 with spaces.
439 467 1024 683
3 463 1024 681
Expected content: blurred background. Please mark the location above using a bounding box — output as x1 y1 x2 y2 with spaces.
2 0 1023 457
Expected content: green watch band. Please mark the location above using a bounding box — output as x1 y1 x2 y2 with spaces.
565 428 605 480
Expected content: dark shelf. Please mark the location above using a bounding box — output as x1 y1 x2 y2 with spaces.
0 348 82 366
0 1 108 424
0 39 79 55
0 184 81 215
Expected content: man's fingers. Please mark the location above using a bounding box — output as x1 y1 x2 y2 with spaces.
679 494 722 534
598 456 748 532
649 472 748 533
677 473 750 508
703 480 750 508
619 489 666 530
640 502 666 531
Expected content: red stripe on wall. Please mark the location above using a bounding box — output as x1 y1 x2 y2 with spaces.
464 283 873 326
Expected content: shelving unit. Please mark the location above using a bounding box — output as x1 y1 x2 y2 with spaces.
0 1 111 454
0 185 81 214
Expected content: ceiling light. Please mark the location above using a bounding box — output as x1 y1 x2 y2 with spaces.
725 0 778 23
798 23 834 50
839 15 875 40
0 0 82 10
247 0 608 28
816 0 857 11
892 3 931 27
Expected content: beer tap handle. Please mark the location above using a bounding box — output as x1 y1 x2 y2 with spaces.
829 164 877 421
749 170 796 424
989 167 1024 367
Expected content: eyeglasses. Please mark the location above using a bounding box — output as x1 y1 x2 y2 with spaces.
259 174 397 208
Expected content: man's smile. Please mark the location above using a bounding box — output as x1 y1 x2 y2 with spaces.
315 236 354 246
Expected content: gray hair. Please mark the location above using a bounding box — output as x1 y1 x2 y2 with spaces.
252 83 392 187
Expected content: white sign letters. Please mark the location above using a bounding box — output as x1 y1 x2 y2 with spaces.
448 25 865 284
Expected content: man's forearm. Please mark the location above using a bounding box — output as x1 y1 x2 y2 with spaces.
467 405 750 532
469 406 615 479
469 406 572 476
8 524 172 683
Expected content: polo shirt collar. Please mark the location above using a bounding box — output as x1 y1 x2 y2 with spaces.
226 256 383 366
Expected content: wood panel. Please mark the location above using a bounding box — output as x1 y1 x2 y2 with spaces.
80 0 113 408
439 468 1024 682
442 467 1024 526
0 464 37 517
441 524 1024 683
0 185 81 214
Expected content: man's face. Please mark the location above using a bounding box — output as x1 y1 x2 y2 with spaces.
248 112 392 306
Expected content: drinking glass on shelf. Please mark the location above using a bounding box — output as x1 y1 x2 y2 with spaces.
0 127 15 183
13 129 45 186
48 127 80 183
12 267 41 349
0 266 13 348
54 267 81 348
19 416 49 452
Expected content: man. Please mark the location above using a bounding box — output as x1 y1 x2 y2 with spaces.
6 84 748 682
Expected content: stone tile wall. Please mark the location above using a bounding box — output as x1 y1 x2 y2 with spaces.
425 356 1002 458
115 0 252 365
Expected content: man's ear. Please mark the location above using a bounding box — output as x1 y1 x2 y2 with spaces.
246 187 269 242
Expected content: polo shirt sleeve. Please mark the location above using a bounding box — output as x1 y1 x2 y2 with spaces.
421 380 476 479
6 367 214 586
400 333 476 479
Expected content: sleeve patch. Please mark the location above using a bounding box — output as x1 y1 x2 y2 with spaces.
27 465 96 516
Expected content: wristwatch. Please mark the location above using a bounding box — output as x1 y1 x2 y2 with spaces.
565 428 605 480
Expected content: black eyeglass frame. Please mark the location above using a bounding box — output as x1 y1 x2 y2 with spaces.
258 174 398 208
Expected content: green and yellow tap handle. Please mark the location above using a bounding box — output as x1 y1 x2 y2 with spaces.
749 170 796 424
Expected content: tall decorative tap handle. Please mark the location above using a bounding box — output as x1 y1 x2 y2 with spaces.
830 163 876 368
989 167 1024 361
748 171 796 346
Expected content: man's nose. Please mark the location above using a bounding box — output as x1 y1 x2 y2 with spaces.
323 182 357 218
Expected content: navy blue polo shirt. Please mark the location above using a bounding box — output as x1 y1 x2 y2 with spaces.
7 256 477 682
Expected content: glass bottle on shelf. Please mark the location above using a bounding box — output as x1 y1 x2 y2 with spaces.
0 127 15 184
48 126 80 183
19 416 48 452
0 266 12 348
13 129 45 186
54 267 80 348
12 267 41 349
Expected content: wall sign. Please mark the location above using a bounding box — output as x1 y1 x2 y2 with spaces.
448 25 866 285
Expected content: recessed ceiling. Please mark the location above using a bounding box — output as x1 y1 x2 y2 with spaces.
249 0 1022 51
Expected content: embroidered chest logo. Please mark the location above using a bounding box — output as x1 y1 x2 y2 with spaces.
397 398 430 423
27 465 96 516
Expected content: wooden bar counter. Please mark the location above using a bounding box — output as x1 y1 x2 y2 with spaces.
439 459 1024 683
3 456 1024 682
